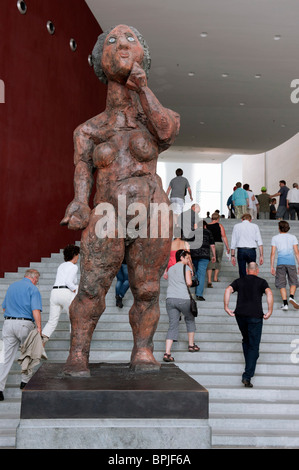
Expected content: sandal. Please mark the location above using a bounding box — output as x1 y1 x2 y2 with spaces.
188 344 200 352
207 283 213 288
163 353 175 362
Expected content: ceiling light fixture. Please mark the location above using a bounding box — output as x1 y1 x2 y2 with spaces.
200 32 208 37
188 72 195 77
221 73 229 78
274 35 281 40
255 74 262 79
239 102 245 106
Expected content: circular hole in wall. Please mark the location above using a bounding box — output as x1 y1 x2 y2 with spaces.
17 0 27 14
47 21 55 35
70 38 77 52
88 54 93 67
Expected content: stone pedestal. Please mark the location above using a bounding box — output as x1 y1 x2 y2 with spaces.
16 362 211 449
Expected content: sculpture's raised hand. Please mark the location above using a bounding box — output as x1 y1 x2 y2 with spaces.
126 62 147 92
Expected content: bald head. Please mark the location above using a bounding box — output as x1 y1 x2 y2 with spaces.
247 262 259 275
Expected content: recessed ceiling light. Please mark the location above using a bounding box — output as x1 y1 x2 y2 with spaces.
199 121 205 125
281 124 286 128
239 102 245 106
274 35 281 40
200 32 208 37
188 72 195 77
222 73 229 78
254 74 262 79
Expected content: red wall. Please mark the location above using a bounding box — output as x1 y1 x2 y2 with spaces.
0 0 106 276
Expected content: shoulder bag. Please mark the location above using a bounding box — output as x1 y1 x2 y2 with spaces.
183 265 198 317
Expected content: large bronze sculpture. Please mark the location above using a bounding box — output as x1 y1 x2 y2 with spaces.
61 25 180 376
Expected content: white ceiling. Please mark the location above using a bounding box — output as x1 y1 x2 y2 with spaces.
85 0 299 163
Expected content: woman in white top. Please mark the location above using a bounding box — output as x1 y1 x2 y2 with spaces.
42 244 80 342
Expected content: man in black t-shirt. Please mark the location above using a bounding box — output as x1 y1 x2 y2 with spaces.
224 262 273 387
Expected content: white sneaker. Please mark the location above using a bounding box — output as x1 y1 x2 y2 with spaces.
289 298 299 309
281 304 288 311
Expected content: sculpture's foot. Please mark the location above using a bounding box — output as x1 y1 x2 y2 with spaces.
62 368 91 377
62 354 90 377
130 347 161 372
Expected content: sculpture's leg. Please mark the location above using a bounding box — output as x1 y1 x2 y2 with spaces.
127 229 171 371
63 211 124 376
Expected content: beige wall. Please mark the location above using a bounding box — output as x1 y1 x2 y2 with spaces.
243 132 299 195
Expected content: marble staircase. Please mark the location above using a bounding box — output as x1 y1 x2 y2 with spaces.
1 219 299 448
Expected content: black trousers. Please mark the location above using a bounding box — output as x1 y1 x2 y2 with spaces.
235 315 263 381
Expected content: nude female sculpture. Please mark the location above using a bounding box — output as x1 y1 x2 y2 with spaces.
61 25 180 376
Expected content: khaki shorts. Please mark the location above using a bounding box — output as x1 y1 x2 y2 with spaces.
275 265 299 289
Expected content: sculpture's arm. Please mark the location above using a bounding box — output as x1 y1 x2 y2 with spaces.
126 63 180 150
60 125 94 230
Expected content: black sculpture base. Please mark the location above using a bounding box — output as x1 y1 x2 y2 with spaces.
20 362 209 420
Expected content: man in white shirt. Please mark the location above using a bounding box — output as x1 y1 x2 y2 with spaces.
287 183 299 220
243 184 258 219
270 220 299 310
230 213 264 277
42 244 80 341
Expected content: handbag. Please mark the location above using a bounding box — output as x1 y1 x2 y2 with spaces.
183 265 198 317
191 272 199 287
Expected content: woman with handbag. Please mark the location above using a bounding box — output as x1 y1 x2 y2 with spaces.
190 221 216 301
163 249 200 363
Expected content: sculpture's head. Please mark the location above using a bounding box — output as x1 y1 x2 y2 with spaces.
92 24 151 85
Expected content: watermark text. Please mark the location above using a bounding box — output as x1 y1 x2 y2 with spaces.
94 197 203 249
290 79 299 103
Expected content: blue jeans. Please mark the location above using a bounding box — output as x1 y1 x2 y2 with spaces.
237 248 256 277
116 264 129 298
236 315 263 381
193 258 209 297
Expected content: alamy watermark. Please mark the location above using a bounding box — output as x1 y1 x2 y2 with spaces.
0 79 4 103
94 196 203 249
290 79 299 103
290 339 299 363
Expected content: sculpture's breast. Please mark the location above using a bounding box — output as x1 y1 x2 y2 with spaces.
92 129 158 169
129 130 158 162
93 141 118 168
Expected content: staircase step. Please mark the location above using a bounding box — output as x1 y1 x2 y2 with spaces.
212 428 299 448
0 429 18 448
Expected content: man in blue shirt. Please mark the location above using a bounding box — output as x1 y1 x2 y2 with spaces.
0 269 42 400
232 182 249 219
